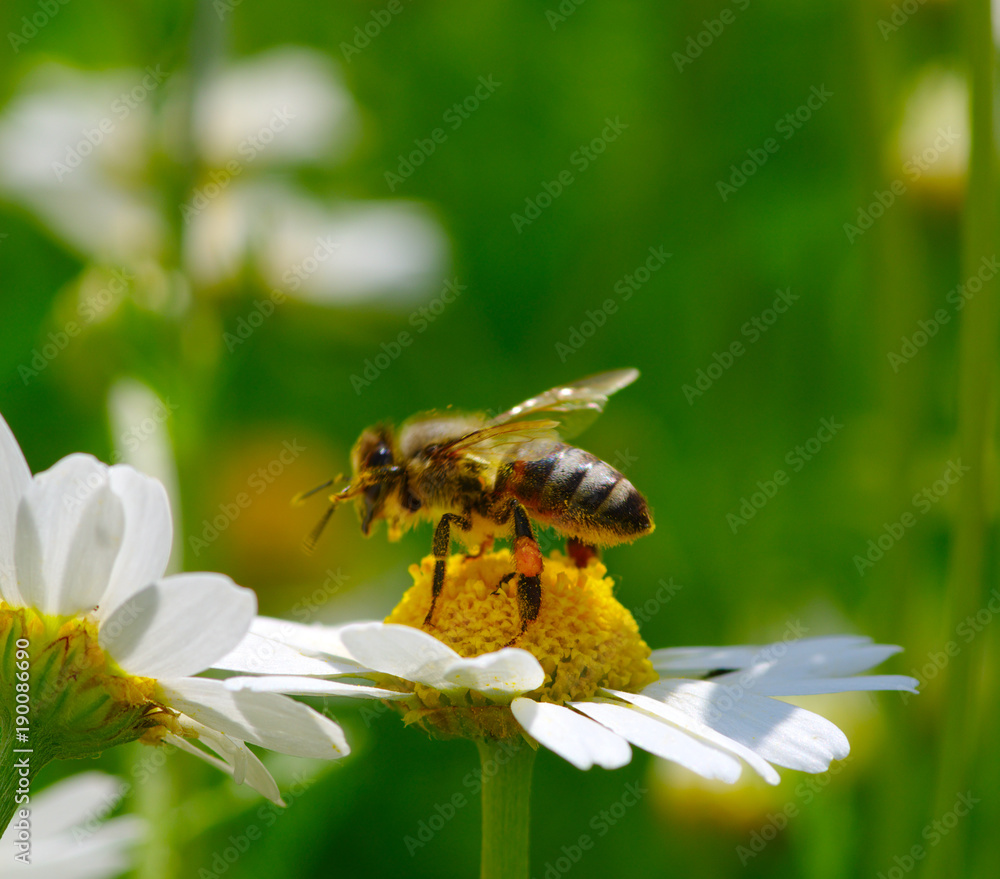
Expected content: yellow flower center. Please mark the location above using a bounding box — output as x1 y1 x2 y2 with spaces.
0 604 174 762
383 551 656 741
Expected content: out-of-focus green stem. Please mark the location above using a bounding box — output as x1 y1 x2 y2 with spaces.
479 740 535 879
925 0 996 876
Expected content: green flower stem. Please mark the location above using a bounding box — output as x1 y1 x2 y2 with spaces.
478 740 536 879
926 0 997 876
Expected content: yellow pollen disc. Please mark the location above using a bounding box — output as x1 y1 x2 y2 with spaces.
383 551 656 739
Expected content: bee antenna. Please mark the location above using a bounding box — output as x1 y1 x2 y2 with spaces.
292 475 343 506
303 503 337 555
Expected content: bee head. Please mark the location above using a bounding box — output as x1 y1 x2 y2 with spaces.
350 425 402 536
296 425 406 552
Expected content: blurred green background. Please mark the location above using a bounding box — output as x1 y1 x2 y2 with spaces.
0 0 995 877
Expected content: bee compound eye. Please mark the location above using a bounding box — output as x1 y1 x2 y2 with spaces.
367 445 393 468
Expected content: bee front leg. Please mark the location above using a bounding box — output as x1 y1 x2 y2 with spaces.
425 513 472 627
509 502 543 641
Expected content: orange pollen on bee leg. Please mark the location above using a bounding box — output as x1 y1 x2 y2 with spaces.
514 536 543 577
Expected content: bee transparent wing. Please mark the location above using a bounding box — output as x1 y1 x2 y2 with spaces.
435 419 561 464
490 368 640 440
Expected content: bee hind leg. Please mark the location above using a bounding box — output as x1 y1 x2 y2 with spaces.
505 503 543 644
424 513 471 627
566 537 599 568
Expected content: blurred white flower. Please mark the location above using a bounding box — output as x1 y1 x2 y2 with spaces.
0 63 164 263
0 47 449 306
895 66 969 201
0 772 143 879
190 47 358 168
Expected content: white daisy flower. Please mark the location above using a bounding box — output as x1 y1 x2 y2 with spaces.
223 553 918 784
0 412 348 830
0 772 143 878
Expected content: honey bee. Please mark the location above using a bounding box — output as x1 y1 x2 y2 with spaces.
297 368 653 638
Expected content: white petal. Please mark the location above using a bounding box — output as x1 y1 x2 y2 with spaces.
213 631 362 676
225 675 410 699
100 465 173 614
338 622 544 696
606 688 780 784
22 771 126 835
724 672 920 697
14 455 124 615
511 698 631 770
0 410 31 605
182 722 282 802
158 676 349 759
645 680 849 773
8 818 145 878
251 615 379 660
164 732 283 806
338 622 461 684
100 574 255 677
440 649 546 699
572 701 742 783
651 636 876 675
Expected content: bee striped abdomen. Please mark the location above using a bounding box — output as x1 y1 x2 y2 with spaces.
504 441 652 543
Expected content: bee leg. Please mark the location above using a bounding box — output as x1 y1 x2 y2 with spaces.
566 537 599 568
508 503 543 642
492 571 515 596
424 513 472 626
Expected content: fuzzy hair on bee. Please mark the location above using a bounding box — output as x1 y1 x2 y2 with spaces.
295 368 654 640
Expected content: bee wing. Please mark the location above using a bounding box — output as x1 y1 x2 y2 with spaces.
436 419 561 464
490 368 640 439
